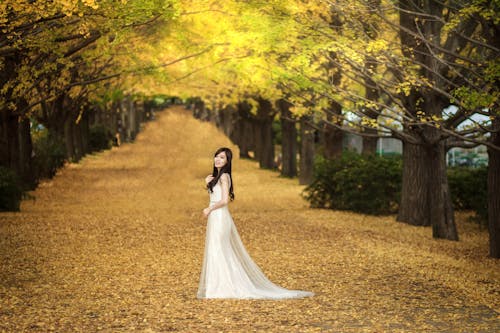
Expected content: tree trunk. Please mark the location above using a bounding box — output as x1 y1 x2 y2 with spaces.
0 110 17 170
253 118 274 169
119 102 128 143
488 116 500 258
277 99 297 177
299 116 315 185
217 105 236 138
397 133 457 240
362 134 378 155
397 0 458 240
80 110 90 155
278 99 297 177
232 102 253 158
0 110 9 168
397 141 431 226
193 98 207 120
64 115 76 161
7 114 20 172
323 101 343 159
144 100 153 121
240 120 254 159
0 109 35 188
0 55 21 172
126 97 136 141
72 114 83 162
427 140 457 240
232 119 252 159
18 115 35 188
362 41 381 156
135 101 144 130
254 98 275 169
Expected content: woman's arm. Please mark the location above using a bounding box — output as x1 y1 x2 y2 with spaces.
203 173 230 217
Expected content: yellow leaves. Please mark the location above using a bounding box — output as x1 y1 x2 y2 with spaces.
1 108 500 332
290 105 311 117
78 21 92 38
416 110 443 127
365 39 388 54
82 0 100 10
360 116 378 128
395 81 415 96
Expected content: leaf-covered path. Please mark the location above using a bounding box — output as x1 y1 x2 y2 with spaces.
1 107 499 332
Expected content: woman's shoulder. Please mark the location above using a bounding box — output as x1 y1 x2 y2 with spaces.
220 173 231 182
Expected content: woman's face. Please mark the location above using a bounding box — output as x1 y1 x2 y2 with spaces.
214 151 228 169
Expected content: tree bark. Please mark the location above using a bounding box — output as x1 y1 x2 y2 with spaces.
427 139 457 240
232 102 253 158
80 109 90 155
64 115 76 161
135 101 144 130
396 1 458 240
488 116 500 258
0 110 9 168
126 97 136 141
119 101 128 143
0 110 18 170
397 129 457 240
18 115 36 188
219 105 236 138
397 141 431 226
7 114 20 174
362 134 378 155
277 99 297 177
323 100 343 159
72 113 83 162
0 110 35 187
361 69 379 156
361 1 381 156
240 120 254 159
299 116 315 185
254 98 275 169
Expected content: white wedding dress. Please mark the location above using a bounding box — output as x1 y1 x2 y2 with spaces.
197 174 314 299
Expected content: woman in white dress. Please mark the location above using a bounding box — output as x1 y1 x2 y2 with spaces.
197 147 313 299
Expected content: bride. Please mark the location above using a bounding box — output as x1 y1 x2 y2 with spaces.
197 147 313 299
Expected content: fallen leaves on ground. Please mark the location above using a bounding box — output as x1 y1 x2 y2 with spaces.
1 106 499 332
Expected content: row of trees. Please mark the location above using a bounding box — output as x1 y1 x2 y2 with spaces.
0 0 175 188
1 1 498 257
178 1 499 257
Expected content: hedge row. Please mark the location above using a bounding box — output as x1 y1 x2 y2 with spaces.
302 152 402 215
0 167 23 211
0 124 115 211
303 152 487 223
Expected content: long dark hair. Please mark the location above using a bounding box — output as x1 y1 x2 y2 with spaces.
207 147 235 201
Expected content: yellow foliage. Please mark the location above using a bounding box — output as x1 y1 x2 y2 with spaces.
1 107 499 332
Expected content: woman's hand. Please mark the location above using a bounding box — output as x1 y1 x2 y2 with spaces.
203 207 212 218
205 174 214 184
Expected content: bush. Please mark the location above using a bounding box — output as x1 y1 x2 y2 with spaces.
0 166 23 211
303 152 402 215
304 152 488 221
89 125 112 152
448 166 488 224
32 130 66 179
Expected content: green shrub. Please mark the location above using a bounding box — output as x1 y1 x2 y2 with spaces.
32 130 66 179
448 166 487 224
304 152 488 221
303 152 402 215
89 125 112 152
0 166 22 211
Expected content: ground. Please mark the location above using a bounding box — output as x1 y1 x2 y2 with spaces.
1 106 499 332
